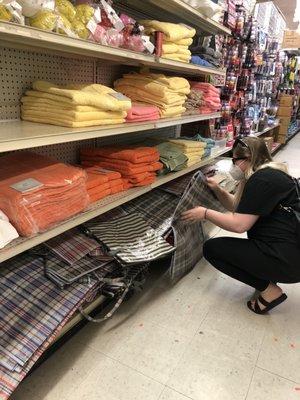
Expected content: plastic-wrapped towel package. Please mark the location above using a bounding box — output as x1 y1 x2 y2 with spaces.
0 152 89 237
0 0 24 23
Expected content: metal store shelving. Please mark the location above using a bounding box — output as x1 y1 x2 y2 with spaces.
116 0 231 35
255 122 280 137
0 22 226 78
0 147 230 263
0 113 221 152
0 0 232 375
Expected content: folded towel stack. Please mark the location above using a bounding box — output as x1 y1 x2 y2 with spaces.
21 81 132 128
167 139 205 167
80 146 163 188
0 152 89 237
114 71 190 118
189 82 221 114
190 44 222 68
126 103 160 123
82 166 124 203
140 20 196 63
184 88 205 115
181 134 216 158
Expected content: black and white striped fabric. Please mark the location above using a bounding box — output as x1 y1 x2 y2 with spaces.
87 213 176 265
44 254 116 289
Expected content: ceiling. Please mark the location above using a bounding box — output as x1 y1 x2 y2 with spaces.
257 0 298 29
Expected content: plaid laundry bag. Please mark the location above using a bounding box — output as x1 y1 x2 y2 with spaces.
169 171 225 280
44 228 100 265
85 213 176 265
0 253 101 400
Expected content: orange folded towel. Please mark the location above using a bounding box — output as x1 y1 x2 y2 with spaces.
81 157 155 169
126 172 156 184
109 178 124 188
110 184 124 195
81 160 163 176
122 180 134 190
123 175 156 187
80 146 159 164
83 166 121 181
88 187 112 203
86 172 109 190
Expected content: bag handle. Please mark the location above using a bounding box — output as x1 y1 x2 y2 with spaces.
79 277 131 323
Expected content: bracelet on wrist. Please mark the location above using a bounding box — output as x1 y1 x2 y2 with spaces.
204 208 209 220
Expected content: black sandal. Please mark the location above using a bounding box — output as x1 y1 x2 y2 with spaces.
247 293 288 315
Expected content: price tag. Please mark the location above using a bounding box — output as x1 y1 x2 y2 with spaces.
142 35 155 53
94 7 101 23
87 18 98 34
11 178 43 193
101 0 124 32
110 92 130 101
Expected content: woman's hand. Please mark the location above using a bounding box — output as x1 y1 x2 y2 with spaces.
181 206 207 222
206 177 219 192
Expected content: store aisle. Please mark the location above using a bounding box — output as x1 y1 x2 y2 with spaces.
11 136 300 400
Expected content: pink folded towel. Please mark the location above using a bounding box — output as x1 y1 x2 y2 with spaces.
190 82 220 96
126 103 160 123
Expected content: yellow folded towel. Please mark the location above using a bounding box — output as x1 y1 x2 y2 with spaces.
160 106 186 118
65 83 115 94
21 105 127 122
162 43 178 54
32 81 131 111
168 139 206 149
187 159 201 167
140 20 196 41
114 85 186 106
21 96 120 113
114 79 189 99
177 48 191 56
163 38 193 46
182 149 205 156
21 113 125 127
118 72 190 94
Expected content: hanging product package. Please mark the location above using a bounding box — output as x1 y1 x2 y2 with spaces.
0 0 24 23
0 152 89 237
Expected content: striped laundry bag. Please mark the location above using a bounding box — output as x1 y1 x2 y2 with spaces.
170 171 225 280
85 213 176 265
0 253 101 400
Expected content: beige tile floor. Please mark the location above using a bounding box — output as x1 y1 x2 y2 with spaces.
12 134 300 400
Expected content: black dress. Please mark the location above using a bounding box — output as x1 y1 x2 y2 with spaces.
203 167 300 291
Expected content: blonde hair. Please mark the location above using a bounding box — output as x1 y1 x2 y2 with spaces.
233 136 289 209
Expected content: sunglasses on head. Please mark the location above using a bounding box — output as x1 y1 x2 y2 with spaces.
232 137 250 165
232 137 250 151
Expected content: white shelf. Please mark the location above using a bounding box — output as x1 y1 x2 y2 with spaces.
0 147 231 264
255 123 280 137
0 113 221 152
116 0 231 35
0 22 226 78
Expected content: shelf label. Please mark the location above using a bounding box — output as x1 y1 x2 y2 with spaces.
11 178 44 193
